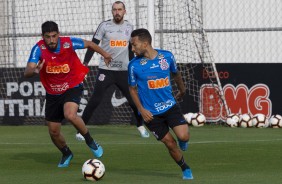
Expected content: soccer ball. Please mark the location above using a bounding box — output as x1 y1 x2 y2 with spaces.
191 113 206 127
82 159 105 181
269 114 282 128
183 112 194 125
252 113 267 128
238 113 253 128
226 113 240 127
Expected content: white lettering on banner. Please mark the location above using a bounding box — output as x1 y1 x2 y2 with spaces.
78 98 87 116
2 81 46 117
0 99 45 117
7 82 46 96
19 82 33 96
7 82 18 96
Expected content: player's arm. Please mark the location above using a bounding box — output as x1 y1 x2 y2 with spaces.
129 86 153 122
128 63 153 122
171 71 186 101
24 45 45 78
83 39 112 67
24 60 45 78
83 36 100 66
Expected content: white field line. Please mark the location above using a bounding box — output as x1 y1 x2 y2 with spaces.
0 139 282 145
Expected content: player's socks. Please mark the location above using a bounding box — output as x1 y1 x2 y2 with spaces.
178 139 188 151
177 157 193 180
176 156 189 171
58 146 73 167
83 131 103 158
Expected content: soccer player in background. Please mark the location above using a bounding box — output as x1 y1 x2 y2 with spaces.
24 21 112 168
128 28 193 180
75 1 150 141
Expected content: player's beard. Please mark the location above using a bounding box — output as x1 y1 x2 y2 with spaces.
114 15 123 23
47 43 57 51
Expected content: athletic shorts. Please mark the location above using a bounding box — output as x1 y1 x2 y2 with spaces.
144 105 186 140
45 85 83 122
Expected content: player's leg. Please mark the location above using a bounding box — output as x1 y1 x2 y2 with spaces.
82 69 113 124
167 105 190 151
76 69 113 141
173 124 190 151
45 93 73 168
115 71 149 138
145 114 193 179
65 86 103 158
47 121 73 167
167 105 193 179
161 132 193 179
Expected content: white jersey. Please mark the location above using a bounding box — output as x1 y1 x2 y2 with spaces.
94 19 133 71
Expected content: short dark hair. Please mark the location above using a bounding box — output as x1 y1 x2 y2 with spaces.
41 21 59 35
131 28 152 44
112 1 125 10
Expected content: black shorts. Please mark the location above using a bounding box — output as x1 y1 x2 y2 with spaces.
144 105 186 140
45 85 83 122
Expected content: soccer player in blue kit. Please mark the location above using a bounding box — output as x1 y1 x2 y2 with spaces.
128 28 193 180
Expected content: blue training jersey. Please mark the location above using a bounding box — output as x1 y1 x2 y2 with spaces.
27 37 84 64
128 49 178 115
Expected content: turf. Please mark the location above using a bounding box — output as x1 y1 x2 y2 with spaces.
0 125 281 184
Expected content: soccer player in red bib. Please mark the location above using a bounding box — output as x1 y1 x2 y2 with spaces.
24 21 112 168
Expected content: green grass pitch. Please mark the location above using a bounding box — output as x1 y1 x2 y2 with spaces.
0 125 282 184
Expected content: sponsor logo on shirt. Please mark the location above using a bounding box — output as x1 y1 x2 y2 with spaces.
147 77 169 89
150 63 159 69
63 42 70 48
154 100 174 112
140 58 147 65
50 82 69 92
46 64 70 74
110 40 127 47
40 44 46 49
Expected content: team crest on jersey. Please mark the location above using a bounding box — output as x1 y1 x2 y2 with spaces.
125 28 130 36
40 44 46 49
159 59 169 70
98 74 106 81
63 42 70 48
140 58 148 65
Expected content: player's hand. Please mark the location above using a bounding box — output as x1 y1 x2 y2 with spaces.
34 59 45 73
140 108 153 123
175 90 186 102
104 53 113 67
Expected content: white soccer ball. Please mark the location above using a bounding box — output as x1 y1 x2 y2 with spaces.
269 114 282 128
184 112 194 125
226 113 240 127
252 113 267 128
238 113 253 128
191 113 206 127
82 159 105 181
